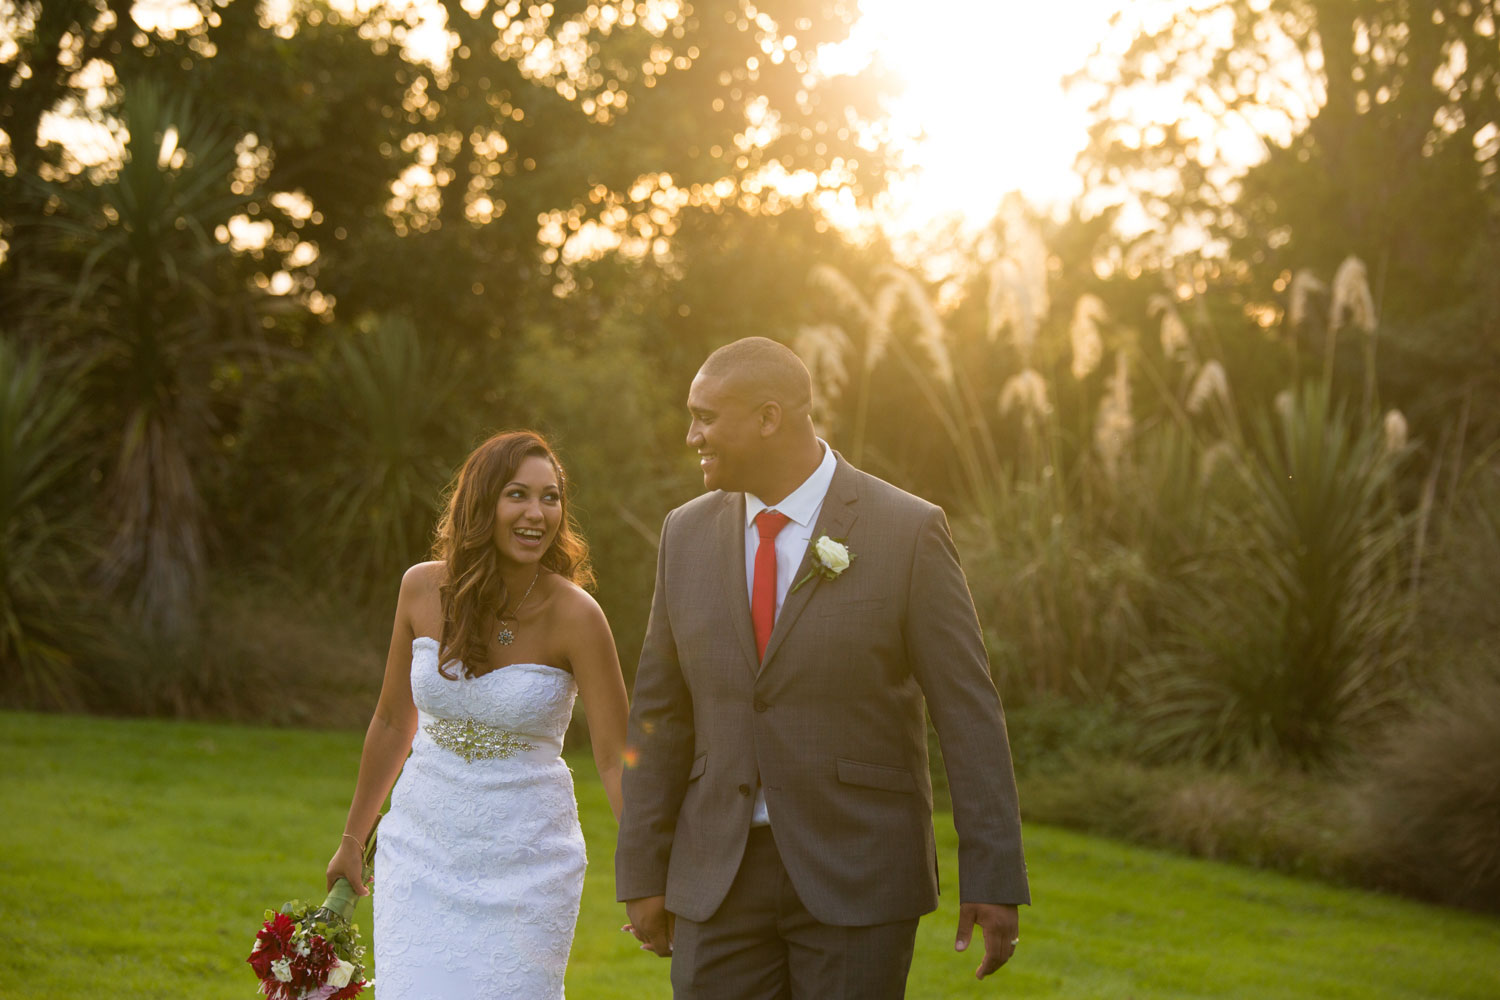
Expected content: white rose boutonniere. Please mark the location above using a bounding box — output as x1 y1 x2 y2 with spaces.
790 535 854 594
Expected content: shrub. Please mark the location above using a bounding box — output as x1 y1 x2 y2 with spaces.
1359 668 1500 912
88 574 385 724
1005 696 1142 776
1015 756 1366 885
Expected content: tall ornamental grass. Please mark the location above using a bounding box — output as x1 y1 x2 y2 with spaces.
796 227 1426 773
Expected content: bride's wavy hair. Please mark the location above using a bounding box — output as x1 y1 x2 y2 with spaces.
432 430 593 679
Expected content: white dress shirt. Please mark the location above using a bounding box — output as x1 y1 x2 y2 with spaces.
741 439 837 825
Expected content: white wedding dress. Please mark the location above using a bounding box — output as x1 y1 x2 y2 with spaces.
373 636 585 999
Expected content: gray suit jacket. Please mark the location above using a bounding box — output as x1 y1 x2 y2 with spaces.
615 455 1029 925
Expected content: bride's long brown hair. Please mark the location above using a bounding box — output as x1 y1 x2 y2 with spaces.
432 430 593 678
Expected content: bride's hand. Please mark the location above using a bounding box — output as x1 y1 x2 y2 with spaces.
326 838 371 895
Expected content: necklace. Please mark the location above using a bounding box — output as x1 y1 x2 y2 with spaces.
496 569 541 645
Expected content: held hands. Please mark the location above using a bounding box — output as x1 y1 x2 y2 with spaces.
954 902 1019 980
622 895 675 957
325 837 371 897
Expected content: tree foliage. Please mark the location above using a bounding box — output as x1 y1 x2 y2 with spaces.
0 0 894 652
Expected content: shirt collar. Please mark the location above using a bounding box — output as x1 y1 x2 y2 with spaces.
745 439 837 529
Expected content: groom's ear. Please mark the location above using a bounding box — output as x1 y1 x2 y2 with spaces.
756 399 783 437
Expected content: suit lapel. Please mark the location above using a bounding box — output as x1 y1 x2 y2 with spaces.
759 457 859 673
715 491 760 673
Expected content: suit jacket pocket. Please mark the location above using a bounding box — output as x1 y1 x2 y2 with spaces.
687 752 707 781
818 598 885 618
836 757 915 794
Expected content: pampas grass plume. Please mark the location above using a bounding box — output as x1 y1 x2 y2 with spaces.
987 257 1036 354
1288 269 1327 327
1199 439 1235 486
998 368 1053 426
1274 388 1295 422
1330 255 1377 334
1149 293 1192 363
1383 408 1409 455
1186 360 1231 416
880 266 952 386
1070 294 1106 380
1094 352 1134 480
808 264 889 372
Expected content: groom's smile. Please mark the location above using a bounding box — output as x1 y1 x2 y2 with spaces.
685 372 766 494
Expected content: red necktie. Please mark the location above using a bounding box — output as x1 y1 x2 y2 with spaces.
752 509 792 661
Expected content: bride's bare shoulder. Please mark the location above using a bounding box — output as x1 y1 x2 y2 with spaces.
547 576 609 630
400 560 447 599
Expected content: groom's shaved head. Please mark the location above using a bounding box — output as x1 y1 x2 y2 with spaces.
699 336 813 415
688 336 823 498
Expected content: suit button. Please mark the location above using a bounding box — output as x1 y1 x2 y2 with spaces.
738 784 752 796
753 699 768 712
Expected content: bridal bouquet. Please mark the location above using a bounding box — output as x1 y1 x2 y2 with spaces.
247 877 371 1000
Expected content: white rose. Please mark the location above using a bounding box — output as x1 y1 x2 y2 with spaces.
327 958 356 988
271 958 293 983
813 536 850 573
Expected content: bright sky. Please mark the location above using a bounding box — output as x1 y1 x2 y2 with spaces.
828 0 1130 234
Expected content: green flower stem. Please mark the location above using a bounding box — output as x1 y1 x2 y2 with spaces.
320 878 359 924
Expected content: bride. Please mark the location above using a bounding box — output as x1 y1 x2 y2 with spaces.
326 430 629 998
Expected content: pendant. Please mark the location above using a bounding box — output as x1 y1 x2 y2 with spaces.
497 627 515 645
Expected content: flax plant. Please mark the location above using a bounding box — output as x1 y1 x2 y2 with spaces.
0 341 97 707
272 317 466 599
1133 382 1414 767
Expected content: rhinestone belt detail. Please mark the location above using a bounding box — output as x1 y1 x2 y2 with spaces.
424 718 535 763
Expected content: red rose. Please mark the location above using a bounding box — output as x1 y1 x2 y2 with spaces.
330 980 366 1000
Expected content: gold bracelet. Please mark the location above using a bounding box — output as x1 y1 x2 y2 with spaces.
341 833 362 849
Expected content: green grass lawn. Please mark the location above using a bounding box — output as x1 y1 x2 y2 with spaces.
2 711 1496 999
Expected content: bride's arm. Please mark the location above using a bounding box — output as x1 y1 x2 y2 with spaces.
326 566 426 891
566 591 629 822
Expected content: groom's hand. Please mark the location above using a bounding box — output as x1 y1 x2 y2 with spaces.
955 902 1019 980
624 895 674 957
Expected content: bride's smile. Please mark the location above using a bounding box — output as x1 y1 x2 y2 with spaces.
493 455 563 562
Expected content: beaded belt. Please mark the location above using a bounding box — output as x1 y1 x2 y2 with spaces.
423 718 535 763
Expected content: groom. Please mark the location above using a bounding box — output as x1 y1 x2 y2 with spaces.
617 337 1029 997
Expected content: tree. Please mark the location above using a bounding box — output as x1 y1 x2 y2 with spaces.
18 81 278 637
0 0 898 638
1074 0 1500 437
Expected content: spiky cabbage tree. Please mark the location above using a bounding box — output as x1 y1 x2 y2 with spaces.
23 80 272 638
